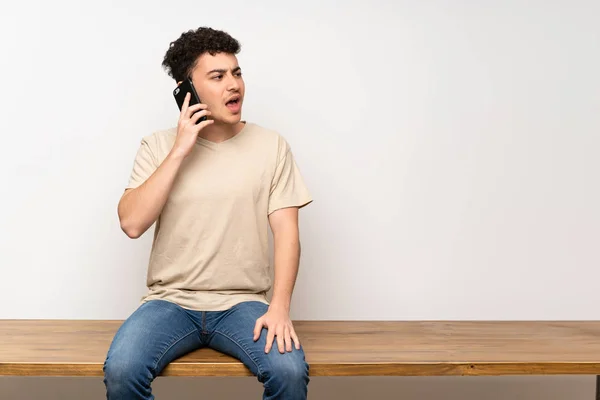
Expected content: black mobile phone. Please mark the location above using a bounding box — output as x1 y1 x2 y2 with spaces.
173 78 207 124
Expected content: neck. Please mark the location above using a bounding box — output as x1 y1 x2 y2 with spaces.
198 120 245 143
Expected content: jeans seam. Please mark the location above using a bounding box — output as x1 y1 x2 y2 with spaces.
213 329 265 381
151 329 199 375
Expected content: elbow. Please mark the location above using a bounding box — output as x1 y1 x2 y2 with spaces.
120 219 143 239
124 227 143 239
118 194 144 239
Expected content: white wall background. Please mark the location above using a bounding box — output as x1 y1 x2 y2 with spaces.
1 0 598 399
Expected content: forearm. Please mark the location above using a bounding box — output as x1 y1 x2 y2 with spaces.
118 151 185 238
269 230 301 312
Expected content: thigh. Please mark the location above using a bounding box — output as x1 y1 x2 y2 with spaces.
207 301 309 379
104 299 202 376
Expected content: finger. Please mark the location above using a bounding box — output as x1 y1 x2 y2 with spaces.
291 329 301 350
265 327 275 353
186 103 208 119
253 318 264 342
186 102 207 112
181 92 191 116
191 109 210 123
276 327 285 354
194 118 215 131
284 326 293 352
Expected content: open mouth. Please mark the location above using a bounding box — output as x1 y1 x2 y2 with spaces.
225 96 241 113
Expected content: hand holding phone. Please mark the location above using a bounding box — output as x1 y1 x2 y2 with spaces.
173 78 207 124
170 80 214 159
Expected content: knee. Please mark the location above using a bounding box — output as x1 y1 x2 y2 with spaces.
103 356 154 396
261 353 310 393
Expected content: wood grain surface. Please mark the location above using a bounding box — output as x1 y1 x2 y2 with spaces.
2 320 600 377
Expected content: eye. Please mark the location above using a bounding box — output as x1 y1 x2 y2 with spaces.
235 71 243 77
213 75 223 80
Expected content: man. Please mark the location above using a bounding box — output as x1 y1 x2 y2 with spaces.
103 27 312 400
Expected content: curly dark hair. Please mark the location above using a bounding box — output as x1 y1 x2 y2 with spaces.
161 27 241 82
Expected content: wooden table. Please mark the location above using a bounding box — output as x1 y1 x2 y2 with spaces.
2 321 600 397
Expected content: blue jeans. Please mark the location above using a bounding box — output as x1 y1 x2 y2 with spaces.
103 299 309 399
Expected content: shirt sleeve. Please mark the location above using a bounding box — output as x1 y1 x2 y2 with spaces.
125 137 158 189
268 141 313 215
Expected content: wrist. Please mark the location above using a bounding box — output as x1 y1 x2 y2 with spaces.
167 148 187 163
269 300 290 313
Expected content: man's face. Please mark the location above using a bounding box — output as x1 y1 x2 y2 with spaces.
188 52 245 125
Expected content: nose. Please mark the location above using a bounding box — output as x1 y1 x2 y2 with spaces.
226 72 240 91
